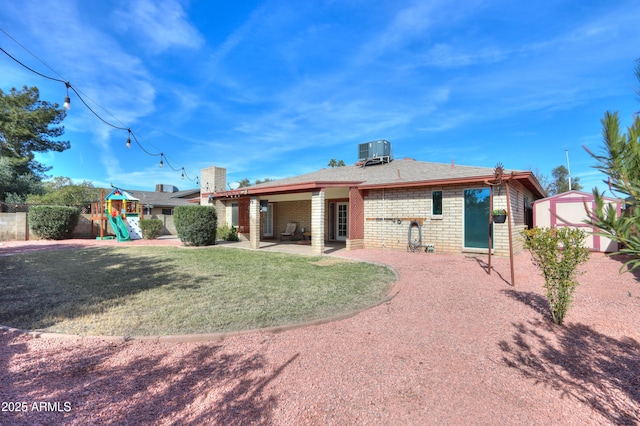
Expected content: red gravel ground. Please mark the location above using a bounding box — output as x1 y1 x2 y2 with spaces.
1 239 639 425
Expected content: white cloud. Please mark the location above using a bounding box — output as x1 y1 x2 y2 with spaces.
208 4 267 67
112 0 204 53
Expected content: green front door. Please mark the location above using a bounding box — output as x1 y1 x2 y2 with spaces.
464 188 492 249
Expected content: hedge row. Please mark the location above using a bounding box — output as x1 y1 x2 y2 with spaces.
29 205 80 240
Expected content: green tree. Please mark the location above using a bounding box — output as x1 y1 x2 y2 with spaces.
328 158 346 167
583 59 640 271
237 178 251 188
0 86 69 201
548 165 582 195
237 178 273 187
585 109 640 271
26 177 101 206
0 157 44 202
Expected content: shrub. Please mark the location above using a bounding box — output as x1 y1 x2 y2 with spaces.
217 223 240 241
522 226 590 325
139 219 163 239
174 205 217 246
29 205 80 240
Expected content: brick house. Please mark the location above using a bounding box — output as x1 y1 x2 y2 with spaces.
200 156 545 256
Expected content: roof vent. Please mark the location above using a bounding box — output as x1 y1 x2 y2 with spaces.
358 140 392 166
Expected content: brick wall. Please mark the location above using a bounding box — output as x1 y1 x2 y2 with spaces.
0 212 28 241
311 191 325 254
0 212 182 241
274 200 311 238
363 183 532 255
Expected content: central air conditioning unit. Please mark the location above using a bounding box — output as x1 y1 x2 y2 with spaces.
358 140 392 165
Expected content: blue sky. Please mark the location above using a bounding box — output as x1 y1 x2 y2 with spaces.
1 0 639 194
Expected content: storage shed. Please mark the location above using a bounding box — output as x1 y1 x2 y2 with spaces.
533 190 622 252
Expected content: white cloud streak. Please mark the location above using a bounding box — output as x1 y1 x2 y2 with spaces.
112 0 204 54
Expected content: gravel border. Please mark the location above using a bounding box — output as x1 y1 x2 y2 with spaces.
1 240 639 425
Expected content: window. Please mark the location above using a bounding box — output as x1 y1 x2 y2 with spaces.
432 191 443 215
524 196 533 229
162 208 173 215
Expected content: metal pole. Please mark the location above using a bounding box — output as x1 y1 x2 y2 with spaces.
565 149 572 191
505 181 515 286
488 184 493 274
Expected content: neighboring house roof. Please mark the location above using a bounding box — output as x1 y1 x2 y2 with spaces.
210 159 546 198
126 188 200 208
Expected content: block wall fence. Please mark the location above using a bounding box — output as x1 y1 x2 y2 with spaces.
0 213 177 241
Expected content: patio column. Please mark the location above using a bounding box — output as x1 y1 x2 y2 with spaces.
311 189 325 255
249 196 261 249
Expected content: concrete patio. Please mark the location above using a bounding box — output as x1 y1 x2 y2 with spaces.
213 239 347 256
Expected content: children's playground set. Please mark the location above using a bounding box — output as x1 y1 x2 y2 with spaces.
90 188 144 242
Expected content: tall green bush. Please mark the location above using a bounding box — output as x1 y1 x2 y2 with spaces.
29 205 80 240
522 227 590 325
139 218 163 239
174 205 217 246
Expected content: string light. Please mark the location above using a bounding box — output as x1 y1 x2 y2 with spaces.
0 33 200 186
63 82 71 110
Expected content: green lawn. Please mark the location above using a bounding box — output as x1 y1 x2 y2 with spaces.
0 246 395 336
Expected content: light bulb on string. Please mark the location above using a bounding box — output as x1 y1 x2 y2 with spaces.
159 154 164 168
181 168 185 180
126 129 131 148
63 82 71 110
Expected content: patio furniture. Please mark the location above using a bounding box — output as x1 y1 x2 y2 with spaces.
280 222 297 240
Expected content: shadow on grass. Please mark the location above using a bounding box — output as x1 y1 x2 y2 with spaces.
0 247 208 331
0 243 90 257
0 329 297 425
500 290 640 425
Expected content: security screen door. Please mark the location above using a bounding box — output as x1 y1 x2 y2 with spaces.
262 203 273 237
464 188 492 249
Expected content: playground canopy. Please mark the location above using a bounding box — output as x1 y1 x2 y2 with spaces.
105 188 139 202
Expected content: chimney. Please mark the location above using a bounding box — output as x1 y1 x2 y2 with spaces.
200 166 227 204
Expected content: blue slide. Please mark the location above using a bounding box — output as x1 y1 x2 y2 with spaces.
109 215 131 242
